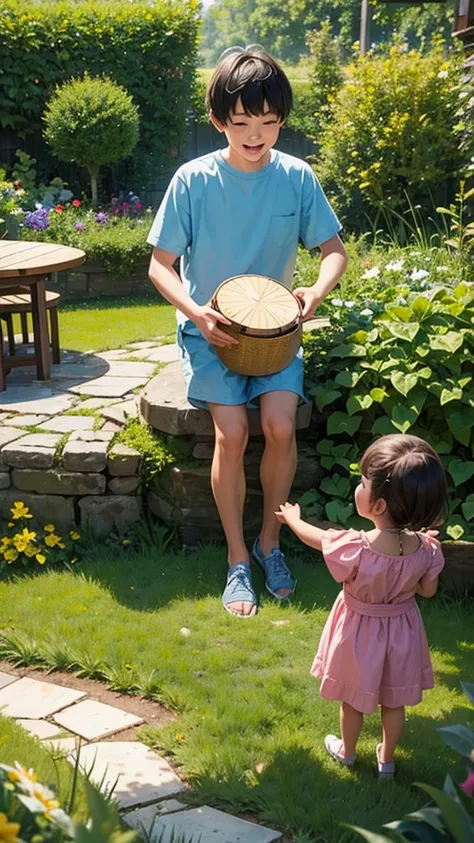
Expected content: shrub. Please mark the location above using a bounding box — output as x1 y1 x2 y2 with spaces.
44 75 139 206
315 43 466 229
305 21 344 143
302 282 474 539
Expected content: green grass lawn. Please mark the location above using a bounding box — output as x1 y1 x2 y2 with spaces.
12 295 176 353
0 545 472 841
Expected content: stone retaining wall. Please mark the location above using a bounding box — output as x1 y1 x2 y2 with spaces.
0 428 142 539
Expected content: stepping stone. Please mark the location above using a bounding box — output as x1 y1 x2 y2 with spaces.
122 801 188 831
0 671 18 690
17 719 64 739
72 742 185 808
145 344 180 364
99 350 131 361
127 341 159 350
9 415 49 427
0 391 74 415
145 806 282 843
103 361 156 378
38 416 96 432
50 363 109 379
0 677 86 719
69 377 147 398
53 699 143 740
101 400 138 425
0 427 26 447
69 430 115 443
78 398 123 410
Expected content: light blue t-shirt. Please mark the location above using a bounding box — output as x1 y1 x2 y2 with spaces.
147 149 341 333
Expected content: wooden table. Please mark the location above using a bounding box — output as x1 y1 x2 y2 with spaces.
0 241 85 391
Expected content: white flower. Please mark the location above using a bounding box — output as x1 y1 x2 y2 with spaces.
436 265 449 271
410 250 421 256
385 260 404 272
331 297 343 307
361 267 380 280
437 70 448 79
360 308 374 318
34 202 43 210
410 269 430 281
344 300 355 309
180 627 191 637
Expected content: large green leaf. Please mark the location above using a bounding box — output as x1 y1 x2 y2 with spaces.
437 724 474 758
316 439 334 455
314 389 342 412
429 331 464 354
335 370 365 388
447 459 474 487
320 474 351 498
384 305 414 322
384 321 420 342
328 343 367 358
391 389 427 433
343 827 393 843
446 407 474 446
372 416 397 435
391 371 418 396
415 781 473 843
326 500 354 523
346 394 373 416
327 412 362 436
370 387 388 402
411 297 432 320
440 386 463 406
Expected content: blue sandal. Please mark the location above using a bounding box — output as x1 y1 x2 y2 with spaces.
252 538 296 600
222 562 257 618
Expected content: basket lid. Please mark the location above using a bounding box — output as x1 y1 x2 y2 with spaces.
214 275 300 332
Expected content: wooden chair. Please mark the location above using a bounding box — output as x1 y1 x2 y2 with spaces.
0 286 62 364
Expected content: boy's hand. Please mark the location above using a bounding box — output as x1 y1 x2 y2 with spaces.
275 502 301 527
292 287 320 321
193 305 239 347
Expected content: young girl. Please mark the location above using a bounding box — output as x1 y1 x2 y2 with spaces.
276 433 447 779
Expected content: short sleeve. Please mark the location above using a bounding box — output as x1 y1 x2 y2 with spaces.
420 534 445 580
147 174 192 255
321 529 365 583
299 166 341 249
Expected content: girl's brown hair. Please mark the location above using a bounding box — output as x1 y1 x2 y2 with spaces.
205 48 292 125
359 434 447 531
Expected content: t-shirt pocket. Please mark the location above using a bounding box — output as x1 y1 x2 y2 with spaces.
270 213 296 248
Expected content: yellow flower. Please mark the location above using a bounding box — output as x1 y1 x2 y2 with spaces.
44 534 61 548
24 544 37 558
4 549 19 563
69 531 80 541
36 554 46 565
13 528 37 552
346 166 356 174
7 522 14 528
43 524 55 533
10 502 32 520
122 539 130 546
58 542 65 549
0 812 21 843
0 537 11 549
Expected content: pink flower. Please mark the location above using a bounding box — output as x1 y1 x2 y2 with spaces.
460 771 474 797
122 202 130 212
55 204 64 214
72 199 81 208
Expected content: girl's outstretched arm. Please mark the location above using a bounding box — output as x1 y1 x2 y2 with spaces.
275 503 326 551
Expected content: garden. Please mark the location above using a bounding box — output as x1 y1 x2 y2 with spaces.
0 0 473 842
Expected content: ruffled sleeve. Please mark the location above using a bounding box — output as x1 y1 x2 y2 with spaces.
320 529 365 583
420 533 445 580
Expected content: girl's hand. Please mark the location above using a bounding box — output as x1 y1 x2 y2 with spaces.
193 305 238 347
275 502 301 527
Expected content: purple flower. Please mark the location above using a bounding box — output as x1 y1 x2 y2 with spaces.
75 221 85 231
24 208 50 230
95 212 108 224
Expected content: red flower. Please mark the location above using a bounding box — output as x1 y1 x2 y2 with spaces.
72 199 81 208
362 260 371 269
55 204 64 214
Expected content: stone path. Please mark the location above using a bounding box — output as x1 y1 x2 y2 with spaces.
0 668 282 843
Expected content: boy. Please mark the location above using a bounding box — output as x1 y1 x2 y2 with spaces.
147 47 347 617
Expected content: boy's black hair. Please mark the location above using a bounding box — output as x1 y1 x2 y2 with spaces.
360 434 447 532
206 48 293 124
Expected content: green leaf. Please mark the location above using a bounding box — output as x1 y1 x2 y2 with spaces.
384 305 414 322
391 406 415 434
440 386 463 405
316 439 334 455
314 390 342 412
328 343 367 358
372 416 397 435
335 370 365 388
417 367 433 380
446 522 465 540
320 474 351 498
461 495 474 521
414 343 430 358
411 297 432 320
342 826 393 843
446 407 473 446
461 681 474 706
434 439 453 455
321 456 336 470
298 489 321 507
438 724 474 758
384 321 420 342
325 500 354 524
370 388 388 402
327 412 362 436
447 459 474 487
346 394 373 416
415 781 473 843
391 371 418 396
429 331 464 353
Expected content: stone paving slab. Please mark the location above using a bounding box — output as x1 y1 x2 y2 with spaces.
10 434 62 448
54 699 143 740
0 671 18 689
0 391 74 415
9 415 49 427
144 806 282 843
122 801 188 831
70 378 146 398
17 719 64 739
101 400 138 425
0 677 86 718
0 427 28 447
145 345 180 364
103 361 157 378
50 363 109 380
99 350 131 360
79 398 123 410
73 742 185 807
38 416 96 432
127 341 161 349
69 430 115 442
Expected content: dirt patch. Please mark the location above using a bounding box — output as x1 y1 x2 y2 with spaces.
0 659 176 740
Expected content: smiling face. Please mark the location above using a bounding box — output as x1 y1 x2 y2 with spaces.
210 98 283 171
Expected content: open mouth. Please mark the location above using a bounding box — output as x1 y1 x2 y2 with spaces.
243 144 264 154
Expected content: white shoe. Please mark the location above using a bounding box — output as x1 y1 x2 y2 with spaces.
324 734 356 766
376 743 395 780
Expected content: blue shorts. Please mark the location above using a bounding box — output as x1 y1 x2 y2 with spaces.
177 327 306 410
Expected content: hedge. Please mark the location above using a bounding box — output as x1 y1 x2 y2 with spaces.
0 0 199 188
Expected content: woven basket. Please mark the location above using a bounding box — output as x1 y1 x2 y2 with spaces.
211 274 302 376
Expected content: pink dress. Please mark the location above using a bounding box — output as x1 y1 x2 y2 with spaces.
311 529 445 714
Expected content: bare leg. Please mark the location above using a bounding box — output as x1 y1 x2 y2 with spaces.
208 402 253 616
340 702 364 758
380 706 405 763
258 391 298 596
